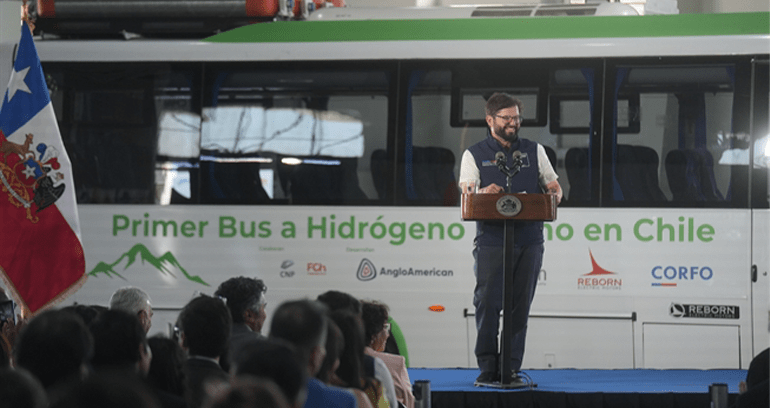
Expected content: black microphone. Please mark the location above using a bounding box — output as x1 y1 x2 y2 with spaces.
495 151 507 172
511 150 523 171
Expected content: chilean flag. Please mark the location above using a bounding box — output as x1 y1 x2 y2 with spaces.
0 24 85 314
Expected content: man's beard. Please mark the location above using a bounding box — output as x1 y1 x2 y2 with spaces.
494 124 519 143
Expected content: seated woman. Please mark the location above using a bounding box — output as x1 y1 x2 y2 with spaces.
361 301 414 408
330 311 389 408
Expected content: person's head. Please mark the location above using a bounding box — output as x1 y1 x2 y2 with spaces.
177 294 232 359
361 301 390 352
110 287 153 333
15 309 93 389
485 92 523 145
0 367 48 408
316 319 344 384
204 376 290 408
233 339 306 408
214 277 268 334
146 335 187 396
89 309 150 375
328 310 367 390
61 304 106 326
49 372 160 408
269 299 328 376
316 291 361 316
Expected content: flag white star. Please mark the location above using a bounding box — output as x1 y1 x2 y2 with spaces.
6 65 32 102
22 164 37 179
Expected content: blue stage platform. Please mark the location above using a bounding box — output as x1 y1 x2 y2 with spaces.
407 368 747 408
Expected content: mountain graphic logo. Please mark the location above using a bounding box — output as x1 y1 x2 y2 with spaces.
88 243 209 286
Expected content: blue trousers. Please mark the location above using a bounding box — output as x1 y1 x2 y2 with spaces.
473 243 543 373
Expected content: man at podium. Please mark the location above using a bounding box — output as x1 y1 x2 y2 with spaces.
458 92 562 387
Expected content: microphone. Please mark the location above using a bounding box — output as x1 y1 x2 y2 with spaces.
495 151 507 171
511 151 523 171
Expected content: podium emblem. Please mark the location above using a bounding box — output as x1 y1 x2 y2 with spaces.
496 195 522 217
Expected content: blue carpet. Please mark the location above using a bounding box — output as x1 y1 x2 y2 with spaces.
407 368 747 394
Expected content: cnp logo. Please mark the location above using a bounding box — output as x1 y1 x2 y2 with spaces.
280 260 295 278
357 258 377 281
307 263 327 275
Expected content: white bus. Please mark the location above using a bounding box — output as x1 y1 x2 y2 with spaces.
1 4 768 370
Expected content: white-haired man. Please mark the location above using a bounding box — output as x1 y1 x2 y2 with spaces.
109 286 153 333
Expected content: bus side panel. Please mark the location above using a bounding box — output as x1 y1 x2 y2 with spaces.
72 205 753 369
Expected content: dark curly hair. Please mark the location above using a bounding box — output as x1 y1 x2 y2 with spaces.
361 301 389 346
215 277 267 324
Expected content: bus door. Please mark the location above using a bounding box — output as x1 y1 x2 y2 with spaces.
750 58 769 356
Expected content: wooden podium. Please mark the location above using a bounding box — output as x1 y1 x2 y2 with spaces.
461 193 557 388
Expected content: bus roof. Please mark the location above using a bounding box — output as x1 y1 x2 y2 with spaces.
33 12 769 62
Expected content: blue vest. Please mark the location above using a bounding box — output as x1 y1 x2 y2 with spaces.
467 132 544 246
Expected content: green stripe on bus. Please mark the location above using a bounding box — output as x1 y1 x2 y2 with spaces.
205 12 769 43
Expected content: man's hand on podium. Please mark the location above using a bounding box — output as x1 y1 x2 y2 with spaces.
478 183 504 194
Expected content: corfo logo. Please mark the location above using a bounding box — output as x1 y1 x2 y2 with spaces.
577 250 622 290
357 259 377 281
669 303 739 319
651 265 714 287
88 243 209 286
280 260 295 278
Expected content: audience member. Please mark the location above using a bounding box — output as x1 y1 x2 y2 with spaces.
319 319 374 408
90 309 185 408
0 367 48 408
269 299 358 408
317 291 362 316
110 286 154 333
178 294 232 408
214 276 268 370
14 309 93 393
232 338 306 408
362 301 413 408
89 309 151 374
49 372 161 408
147 335 187 398
204 376 290 408
732 347 769 408
60 304 106 326
330 311 389 408
318 291 397 408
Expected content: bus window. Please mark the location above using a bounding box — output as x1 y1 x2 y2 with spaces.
611 63 747 207
45 63 196 204
431 62 598 207
201 66 390 205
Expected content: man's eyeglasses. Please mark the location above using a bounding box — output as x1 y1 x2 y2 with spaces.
495 115 522 124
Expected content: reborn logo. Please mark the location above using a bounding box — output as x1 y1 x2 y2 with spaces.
577 250 622 290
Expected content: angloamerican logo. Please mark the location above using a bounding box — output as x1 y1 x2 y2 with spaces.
577 250 622 290
356 258 453 281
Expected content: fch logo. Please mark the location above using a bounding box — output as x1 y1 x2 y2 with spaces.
357 259 376 281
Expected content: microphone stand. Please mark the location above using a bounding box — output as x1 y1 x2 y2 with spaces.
493 152 526 388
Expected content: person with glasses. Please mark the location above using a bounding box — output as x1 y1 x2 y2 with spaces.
458 92 562 387
361 301 414 408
